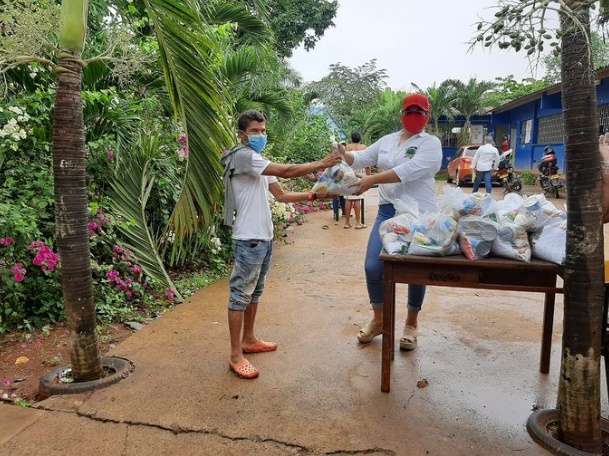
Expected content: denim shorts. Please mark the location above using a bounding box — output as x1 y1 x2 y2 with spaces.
228 239 273 311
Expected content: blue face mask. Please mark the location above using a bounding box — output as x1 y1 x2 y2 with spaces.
247 134 267 153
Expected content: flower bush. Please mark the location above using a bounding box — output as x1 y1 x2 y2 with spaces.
88 204 168 323
0 234 63 333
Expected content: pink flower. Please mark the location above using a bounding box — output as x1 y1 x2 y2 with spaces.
12 263 26 282
167 288 175 301
126 291 133 299
178 135 187 143
114 245 123 254
28 241 44 250
0 237 13 246
130 265 142 275
107 149 114 160
106 270 119 282
3 379 11 387
31 245 60 273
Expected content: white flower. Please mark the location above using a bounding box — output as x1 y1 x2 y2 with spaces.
8 106 23 115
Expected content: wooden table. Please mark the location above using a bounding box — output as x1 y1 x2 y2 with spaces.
380 252 564 392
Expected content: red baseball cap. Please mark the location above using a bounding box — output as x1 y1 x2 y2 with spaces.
402 93 430 111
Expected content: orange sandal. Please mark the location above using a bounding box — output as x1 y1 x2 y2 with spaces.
242 339 278 354
229 359 259 379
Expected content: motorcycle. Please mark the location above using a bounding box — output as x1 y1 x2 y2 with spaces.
538 153 565 199
495 149 522 193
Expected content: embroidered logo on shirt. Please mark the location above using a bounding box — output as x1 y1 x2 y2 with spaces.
404 147 418 158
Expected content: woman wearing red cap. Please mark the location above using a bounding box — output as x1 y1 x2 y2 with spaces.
341 93 443 351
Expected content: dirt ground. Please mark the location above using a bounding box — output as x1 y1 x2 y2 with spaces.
0 323 134 404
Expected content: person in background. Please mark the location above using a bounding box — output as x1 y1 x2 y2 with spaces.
501 136 510 152
340 94 443 351
221 109 341 379
471 135 500 194
344 131 370 229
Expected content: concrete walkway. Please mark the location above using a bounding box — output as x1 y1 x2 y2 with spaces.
1 186 606 455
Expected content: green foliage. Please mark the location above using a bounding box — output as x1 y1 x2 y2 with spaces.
273 113 334 164
519 169 537 185
306 59 388 127
486 75 550 107
542 31 609 83
350 89 404 143
241 0 338 58
87 204 170 324
108 132 180 296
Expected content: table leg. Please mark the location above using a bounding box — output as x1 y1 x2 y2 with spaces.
540 292 555 374
382 266 396 393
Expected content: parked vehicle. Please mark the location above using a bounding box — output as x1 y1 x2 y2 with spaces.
446 144 500 187
496 149 522 193
538 146 565 199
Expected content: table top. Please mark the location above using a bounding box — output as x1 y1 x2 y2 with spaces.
379 251 563 274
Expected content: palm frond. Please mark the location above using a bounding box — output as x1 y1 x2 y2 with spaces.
144 0 234 263
204 2 270 44
109 132 181 300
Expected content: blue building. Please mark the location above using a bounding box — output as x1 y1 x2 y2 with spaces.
486 66 609 171
436 66 609 171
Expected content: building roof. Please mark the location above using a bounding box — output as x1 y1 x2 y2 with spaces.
489 66 609 114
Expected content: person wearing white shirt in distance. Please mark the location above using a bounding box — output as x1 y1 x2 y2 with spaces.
471 136 500 194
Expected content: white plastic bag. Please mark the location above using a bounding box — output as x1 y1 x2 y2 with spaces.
408 213 459 256
531 224 566 265
380 212 419 255
311 161 359 196
491 222 531 262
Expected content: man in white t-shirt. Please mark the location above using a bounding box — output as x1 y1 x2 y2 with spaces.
221 110 341 379
471 135 500 194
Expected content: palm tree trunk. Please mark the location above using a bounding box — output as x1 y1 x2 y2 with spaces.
52 52 103 382
557 2 603 452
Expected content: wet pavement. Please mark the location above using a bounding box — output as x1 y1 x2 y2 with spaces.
1 184 607 456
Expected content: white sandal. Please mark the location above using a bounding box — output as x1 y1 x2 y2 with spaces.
400 324 418 351
357 320 382 343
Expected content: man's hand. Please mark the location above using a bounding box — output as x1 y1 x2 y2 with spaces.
320 151 342 169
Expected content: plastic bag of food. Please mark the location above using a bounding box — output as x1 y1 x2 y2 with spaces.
530 223 566 265
457 216 498 260
311 161 359 196
491 222 531 262
380 212 419 255
407 213 459 256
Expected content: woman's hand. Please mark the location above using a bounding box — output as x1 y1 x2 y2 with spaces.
349 175 375 196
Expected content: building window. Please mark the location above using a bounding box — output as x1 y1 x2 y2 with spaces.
598 104 609 134
435 123 488 147
538 114 563 143
520 119 533 144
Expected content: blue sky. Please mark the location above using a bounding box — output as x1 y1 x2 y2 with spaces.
288 0 547 91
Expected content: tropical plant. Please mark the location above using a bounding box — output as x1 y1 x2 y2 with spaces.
412 80 459 135
239 0 338 58
109 132 180 299
473 1 606 452
444 78 496 145
306 59 388 127
485 75 550 107
353 89 405 144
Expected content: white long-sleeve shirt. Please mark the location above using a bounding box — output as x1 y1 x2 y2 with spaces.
471 144 500 172
351 131 442 214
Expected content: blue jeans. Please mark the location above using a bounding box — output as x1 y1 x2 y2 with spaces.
228 239 273 311
332 196 346 220
365 204 426 310
472 170 492 193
